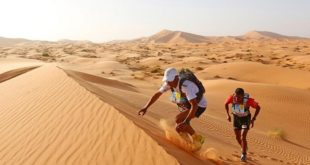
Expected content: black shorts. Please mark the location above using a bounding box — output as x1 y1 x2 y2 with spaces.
233 114 251 130
195 106 206 118
185 106 206 125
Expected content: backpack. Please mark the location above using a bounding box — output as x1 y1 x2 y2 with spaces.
170 68 205 111
178 68 205 103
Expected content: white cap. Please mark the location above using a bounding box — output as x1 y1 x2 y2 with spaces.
162 68 178 82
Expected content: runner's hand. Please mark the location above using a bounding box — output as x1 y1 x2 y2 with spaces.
227 115 231 122
138 108 147 116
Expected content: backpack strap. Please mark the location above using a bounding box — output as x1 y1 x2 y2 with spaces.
170 85 191 111
243 93 250 109
232 93 237 109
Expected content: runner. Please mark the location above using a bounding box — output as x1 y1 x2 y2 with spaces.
138 68 207 144
225 88 261 161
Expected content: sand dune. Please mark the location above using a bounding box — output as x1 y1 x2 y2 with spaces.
133 29 209 43
0 65 179 165
0 37 32 47
64 69 137 92
198 61 310 89
242 31 308 40
1 30 310 164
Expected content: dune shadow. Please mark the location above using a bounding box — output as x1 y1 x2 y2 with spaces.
0 66 40 83
283 139 310 150
60 68 138 92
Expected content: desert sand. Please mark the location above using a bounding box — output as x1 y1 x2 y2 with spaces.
0 30 310 164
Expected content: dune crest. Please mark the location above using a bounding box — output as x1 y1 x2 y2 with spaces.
133 30 209 43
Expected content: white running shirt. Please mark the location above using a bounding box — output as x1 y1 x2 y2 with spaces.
159 80 207 108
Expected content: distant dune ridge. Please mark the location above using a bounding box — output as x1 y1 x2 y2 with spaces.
0 37 93 47
133 29 210 43
241 31 308 40
129 29 309 44
1 29 308 46
0 37 32 47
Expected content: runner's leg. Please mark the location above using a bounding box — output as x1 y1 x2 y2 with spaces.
241 129 248 154
234 129 242 146
175 110 196 135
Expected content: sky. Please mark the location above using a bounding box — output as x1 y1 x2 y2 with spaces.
0 0 309 42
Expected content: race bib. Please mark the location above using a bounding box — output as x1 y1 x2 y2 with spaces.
175 92 181 100
242 125 248 129
171 91 186 104
232 104 245 114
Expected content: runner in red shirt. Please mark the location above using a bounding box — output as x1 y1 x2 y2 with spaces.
225 88 261 162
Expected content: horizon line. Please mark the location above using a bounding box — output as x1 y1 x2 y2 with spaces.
1 29 309 43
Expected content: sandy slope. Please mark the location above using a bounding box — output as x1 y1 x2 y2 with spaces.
0 57 43 74
204 79 310 163
61 66 310 165
0 65 179 165
62 68 216 165
0 58 309 164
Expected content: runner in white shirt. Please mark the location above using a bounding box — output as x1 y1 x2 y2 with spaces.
159 80 207 108
138 68 207 144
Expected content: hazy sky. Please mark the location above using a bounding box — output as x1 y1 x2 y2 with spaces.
0 0 309 42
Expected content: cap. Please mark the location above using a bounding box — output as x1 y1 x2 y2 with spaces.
162 68 178 82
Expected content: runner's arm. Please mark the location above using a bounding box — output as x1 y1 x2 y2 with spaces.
225 96 233 120
183 98 198 123
248 99 261 121
138 92 162 115
144 92 162 109
251 105 260 121
250 104 260 128
225 103 230 116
